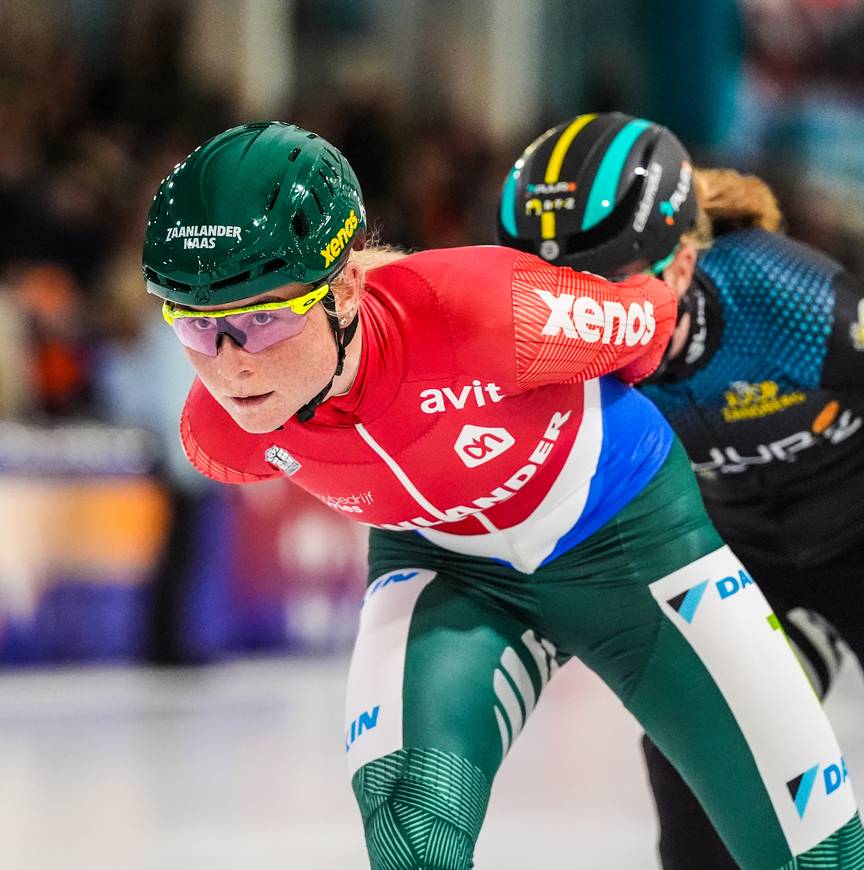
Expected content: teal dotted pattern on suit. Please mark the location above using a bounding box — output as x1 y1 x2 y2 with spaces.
641 229 839 419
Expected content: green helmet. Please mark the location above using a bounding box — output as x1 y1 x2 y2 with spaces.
142 121 366 307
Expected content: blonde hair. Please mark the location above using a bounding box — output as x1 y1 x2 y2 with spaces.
349 242 410 282
332 235 411 306
683 168 784 250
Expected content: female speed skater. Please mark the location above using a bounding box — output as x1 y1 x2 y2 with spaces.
142 120 864 868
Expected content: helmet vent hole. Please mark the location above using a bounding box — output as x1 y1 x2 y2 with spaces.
259 258 286 276
291 209 310 239
212 270 251 291
288 147 301 162
318 169 334 195
306 133 318 140
310 188 324 214
266 183 281 211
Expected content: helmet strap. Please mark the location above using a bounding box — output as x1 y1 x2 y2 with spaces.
640 289 694 385
296 289 360 423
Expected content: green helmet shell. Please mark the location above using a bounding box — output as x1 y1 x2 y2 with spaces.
142 122 366 306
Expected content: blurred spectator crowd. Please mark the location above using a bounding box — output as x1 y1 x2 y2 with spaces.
0 3 511 426
4 0 864 665
0 2 511 663
5 0 864 426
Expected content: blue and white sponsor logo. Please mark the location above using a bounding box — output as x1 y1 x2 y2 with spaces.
666 579 709 624
787 757 850 818
716 569 755 600
345 705 381 753
666 569 755 623
362 571 420 607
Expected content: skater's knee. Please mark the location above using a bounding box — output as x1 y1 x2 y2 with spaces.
353 747 491 870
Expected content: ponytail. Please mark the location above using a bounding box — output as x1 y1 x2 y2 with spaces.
683 168 784 249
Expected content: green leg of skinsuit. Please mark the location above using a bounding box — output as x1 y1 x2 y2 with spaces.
348 440 864 869
353 747 490 870
349 574 556 868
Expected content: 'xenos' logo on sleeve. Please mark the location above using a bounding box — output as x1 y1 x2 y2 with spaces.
535 289 656 347
321 210 359 267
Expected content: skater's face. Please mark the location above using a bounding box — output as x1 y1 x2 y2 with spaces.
170 282 344 433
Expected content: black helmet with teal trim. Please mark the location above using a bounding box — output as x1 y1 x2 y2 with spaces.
142 121 366 307
497 112 696 275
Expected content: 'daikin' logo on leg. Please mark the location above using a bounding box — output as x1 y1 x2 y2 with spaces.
787 765 820 819
667 579 709 624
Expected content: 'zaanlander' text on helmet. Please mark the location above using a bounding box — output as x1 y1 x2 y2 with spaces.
498 112 697 275
142 121 366 307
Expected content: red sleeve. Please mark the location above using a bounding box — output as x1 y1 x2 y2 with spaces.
180 379 279 484
510 251 677 387
398 246 677 391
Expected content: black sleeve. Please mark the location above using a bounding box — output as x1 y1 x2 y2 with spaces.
821 270 864 389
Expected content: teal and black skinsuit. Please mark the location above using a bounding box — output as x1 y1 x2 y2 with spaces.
639 228 864 869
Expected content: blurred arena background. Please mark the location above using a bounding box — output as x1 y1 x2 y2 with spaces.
2 0 864 867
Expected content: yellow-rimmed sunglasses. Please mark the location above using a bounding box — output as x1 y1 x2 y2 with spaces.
162 283 330 356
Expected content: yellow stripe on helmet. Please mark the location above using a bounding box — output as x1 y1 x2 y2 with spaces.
541 113 597 239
